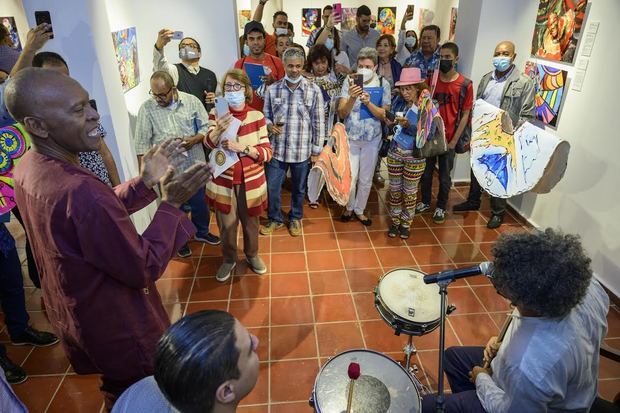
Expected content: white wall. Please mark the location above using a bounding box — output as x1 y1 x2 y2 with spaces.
457 0 620 296
243 0 457 51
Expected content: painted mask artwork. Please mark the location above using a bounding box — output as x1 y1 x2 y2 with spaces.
471 99 570 198
307 123 351 206
111 27 140 92
0 124 30 214
377 7 396 35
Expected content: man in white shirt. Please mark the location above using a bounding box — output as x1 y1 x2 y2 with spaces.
421 228 609 413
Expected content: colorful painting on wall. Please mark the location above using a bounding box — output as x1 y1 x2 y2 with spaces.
302 8 321 37
531 0 588 63
238 10 251 30
418 8 434 32
341 8 358 31
449 7 458 41
377 7 396 35
0 124 30 214
1 17 22 51
471 99 570 198
524 61 568 127
111 27 140 93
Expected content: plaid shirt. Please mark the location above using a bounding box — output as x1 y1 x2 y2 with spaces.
134 91 208 171
404 48 441 79
263 77 325 163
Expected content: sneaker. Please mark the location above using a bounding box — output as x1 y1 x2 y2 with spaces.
415 202 431 214
399 226 411 239
0 354 27 384
388 224 399 238
452 201 480 212
177 245 192 258
432 208 446 224
246 256 267 275
487 214 503 229
216 262 236 282
195 233 221 246
11 326 59 347
289 219 302 237
260 221 284 235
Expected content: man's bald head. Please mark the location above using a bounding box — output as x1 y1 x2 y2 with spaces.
4 67 101 155
4 67 81 123
494 41 516 58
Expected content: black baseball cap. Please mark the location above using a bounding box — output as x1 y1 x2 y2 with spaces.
244 21 266 38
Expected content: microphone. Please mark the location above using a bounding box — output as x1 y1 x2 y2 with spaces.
423 262 493 284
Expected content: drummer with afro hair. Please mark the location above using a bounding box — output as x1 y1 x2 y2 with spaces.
422 228 609 413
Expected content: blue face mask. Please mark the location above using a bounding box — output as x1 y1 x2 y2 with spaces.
493 56 512 72
243 44 250 57
224 91 245 107
284 74 303 84
325 37 334 51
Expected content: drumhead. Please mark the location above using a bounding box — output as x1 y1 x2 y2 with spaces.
378 268 441 323
314 349 420 413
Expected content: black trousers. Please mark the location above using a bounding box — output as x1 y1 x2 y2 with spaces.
0 247 29 339
421 150 456 210
12 207 41 288
466 170 507 216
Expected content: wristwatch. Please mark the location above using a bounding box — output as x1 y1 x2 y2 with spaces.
243 145 251 155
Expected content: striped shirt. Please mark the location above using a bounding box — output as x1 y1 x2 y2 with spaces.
204 105 272 216
263 77 325 163
134 91 209 172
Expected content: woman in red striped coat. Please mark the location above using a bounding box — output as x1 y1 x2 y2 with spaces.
204 69 272 282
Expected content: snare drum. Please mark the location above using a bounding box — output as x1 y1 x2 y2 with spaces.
375 268 441 336
311 349 421 413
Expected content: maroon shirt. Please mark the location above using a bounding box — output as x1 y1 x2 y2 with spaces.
13 151 195 384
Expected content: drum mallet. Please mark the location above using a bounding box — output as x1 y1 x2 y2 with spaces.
346 362 360 413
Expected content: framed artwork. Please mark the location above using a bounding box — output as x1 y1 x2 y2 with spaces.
1 17 22 51
0 124 30 214
341 8 358 31
111 27 140 93
302 8 321 37
238 10 251 30
531 0 588 63
418 8 434 32
377 7 396 35
449 7 458 41
525 61 568 127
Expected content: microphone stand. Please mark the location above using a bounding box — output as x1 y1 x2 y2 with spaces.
435 279 451 413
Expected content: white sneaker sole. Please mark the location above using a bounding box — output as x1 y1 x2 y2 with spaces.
246 259 267 275
216 263 236 282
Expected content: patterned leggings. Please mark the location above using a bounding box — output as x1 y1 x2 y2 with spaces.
387 146 426 228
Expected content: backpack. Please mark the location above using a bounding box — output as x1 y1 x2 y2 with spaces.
454 78 472 154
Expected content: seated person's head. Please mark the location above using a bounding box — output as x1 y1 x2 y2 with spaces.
155 310 260 413
490 228 592 318
32 51 69 75
0 25 11 47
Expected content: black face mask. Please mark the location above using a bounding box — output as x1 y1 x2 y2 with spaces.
439 59 453 74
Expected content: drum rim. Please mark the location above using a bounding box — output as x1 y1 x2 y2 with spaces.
312 348 421 411
375 267 442 325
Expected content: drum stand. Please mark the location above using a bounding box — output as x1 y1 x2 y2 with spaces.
435 280 452 413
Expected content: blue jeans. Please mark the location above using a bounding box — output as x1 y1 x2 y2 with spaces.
421 346 487 413
266 158 310 223
0 247 29 339
180 186 211 237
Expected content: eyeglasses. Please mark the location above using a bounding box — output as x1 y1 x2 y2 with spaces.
149 87 173 99
224 83 244 92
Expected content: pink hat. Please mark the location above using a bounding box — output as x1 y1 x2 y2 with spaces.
395 67 424 86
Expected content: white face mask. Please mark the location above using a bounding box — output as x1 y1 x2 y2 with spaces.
325 37 334 51
179 46 199 60
275 27 288 36
357 67 374 83
405 36 417 48
284 73 302 84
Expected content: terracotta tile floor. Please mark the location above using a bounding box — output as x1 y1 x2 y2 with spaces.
4 180 620 412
